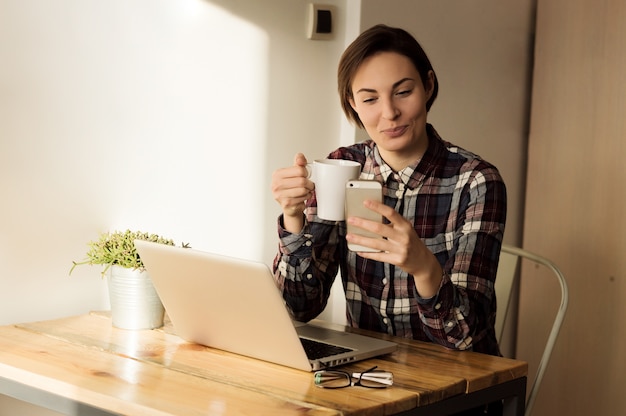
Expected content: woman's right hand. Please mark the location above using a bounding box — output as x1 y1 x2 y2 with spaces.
271 153 314 232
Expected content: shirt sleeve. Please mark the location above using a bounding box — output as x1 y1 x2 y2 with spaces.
272 214 343 322
415 165 506 353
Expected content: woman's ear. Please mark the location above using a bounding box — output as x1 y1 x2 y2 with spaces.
348 96 357 111
424 70 435 101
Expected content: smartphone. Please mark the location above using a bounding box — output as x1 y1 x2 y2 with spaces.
345 180 383 252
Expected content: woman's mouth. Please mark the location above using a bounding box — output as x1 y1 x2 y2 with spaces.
382 126 408 138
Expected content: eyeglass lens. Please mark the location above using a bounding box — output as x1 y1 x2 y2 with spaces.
314 371 351 388
314 366 393 389
355 370 393 388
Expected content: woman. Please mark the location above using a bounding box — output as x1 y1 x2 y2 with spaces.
271 24 506 360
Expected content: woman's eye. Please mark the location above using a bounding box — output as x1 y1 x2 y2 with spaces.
362 97 377 104
396 89 412 96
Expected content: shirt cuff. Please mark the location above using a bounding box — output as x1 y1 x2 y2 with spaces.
277 215 313 256
416 272 452 313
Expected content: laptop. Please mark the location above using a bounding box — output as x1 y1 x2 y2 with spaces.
134 240 397 371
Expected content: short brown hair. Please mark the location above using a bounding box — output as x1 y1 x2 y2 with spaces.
338 24 439 128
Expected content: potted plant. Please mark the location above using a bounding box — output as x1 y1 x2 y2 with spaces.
71 230 188 330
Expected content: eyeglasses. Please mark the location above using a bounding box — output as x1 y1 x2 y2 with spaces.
314 365 393 389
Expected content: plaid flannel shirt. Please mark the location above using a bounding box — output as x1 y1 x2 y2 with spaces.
273 124 506 356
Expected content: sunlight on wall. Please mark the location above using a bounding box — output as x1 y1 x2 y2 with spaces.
0 0 270 326
98 1 271 261
4 0 268 259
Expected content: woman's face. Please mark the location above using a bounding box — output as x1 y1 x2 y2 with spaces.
349 51 434 167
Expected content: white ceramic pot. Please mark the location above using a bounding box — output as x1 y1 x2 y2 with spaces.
106 265 165 330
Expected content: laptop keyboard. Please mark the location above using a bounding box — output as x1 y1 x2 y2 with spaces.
300 337 353 360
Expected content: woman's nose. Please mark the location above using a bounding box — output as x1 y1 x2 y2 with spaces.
381 99 400 120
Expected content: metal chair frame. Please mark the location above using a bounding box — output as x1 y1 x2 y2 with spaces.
495 244 569 416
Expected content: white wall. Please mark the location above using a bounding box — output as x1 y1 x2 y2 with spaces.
0 0 349 327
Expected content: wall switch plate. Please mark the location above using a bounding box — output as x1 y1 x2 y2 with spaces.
307 3 333 40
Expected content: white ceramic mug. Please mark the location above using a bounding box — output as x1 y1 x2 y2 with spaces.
307 159 361 221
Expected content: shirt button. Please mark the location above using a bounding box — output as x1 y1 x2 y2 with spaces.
305 240 312 246
382 278 388 285
383 318 389 325
447 321 454 328
434 303 441 310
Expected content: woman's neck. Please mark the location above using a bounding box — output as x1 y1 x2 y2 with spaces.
379 134 429 172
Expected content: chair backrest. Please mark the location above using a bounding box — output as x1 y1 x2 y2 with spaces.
494 248 520 341
495 244 569 416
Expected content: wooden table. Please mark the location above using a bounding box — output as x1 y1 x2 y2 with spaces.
0 312 527 415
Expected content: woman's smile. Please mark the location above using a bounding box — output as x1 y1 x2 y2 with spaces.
382 125 409 138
